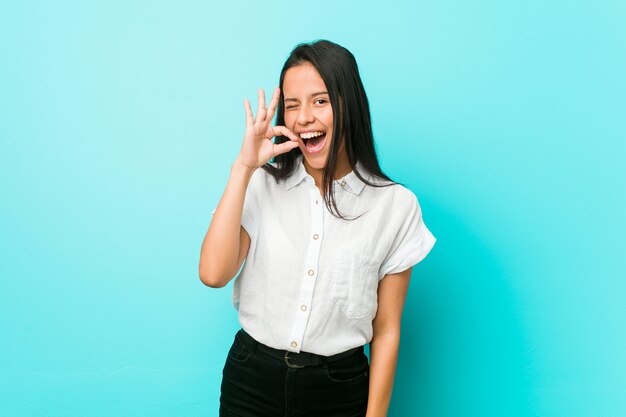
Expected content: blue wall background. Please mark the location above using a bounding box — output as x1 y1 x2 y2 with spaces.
1 1 624 416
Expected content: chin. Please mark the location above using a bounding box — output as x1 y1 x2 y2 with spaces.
304 154 328 169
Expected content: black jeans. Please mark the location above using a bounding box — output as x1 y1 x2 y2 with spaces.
219 329 369 417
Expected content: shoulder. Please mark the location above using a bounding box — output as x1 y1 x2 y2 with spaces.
388 184 422 221
249 162 278 189
364 175 420 209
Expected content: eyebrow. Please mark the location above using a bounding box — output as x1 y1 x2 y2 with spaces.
284 91 329 102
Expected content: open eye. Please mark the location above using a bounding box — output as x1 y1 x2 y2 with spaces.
315 98 328 105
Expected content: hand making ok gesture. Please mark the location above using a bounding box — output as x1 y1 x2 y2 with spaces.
237 87 301 169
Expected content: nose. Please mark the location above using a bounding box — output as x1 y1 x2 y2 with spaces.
297 104 315 126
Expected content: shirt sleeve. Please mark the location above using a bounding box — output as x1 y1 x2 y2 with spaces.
210 169 260 239
378 190 436 280
240 188 256 237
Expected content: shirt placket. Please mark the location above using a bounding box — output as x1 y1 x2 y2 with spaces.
286 182 324 352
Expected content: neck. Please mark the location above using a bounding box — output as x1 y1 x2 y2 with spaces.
302 153 352 190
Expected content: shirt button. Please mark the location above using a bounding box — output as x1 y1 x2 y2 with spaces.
315 200 319 204
308 269 315 276
340 180 346 186
301 304 307 311
313 234 319 240
291 341 297 348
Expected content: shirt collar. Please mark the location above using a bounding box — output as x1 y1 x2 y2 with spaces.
285 154 368 195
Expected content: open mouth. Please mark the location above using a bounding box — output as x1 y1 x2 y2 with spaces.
301 131 327 153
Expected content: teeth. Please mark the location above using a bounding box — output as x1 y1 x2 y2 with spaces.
300 131 325 139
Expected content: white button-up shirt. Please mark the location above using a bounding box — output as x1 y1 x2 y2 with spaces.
212 154 436 356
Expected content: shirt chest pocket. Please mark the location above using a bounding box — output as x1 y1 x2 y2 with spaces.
330 248 380 320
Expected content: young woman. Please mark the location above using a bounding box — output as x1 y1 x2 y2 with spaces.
199 39 436 417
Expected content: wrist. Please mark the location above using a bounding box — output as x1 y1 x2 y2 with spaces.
232 155 257 179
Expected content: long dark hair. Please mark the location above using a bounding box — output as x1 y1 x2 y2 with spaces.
262 39 398 220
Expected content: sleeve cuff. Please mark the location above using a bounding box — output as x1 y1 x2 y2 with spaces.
378 226 436 280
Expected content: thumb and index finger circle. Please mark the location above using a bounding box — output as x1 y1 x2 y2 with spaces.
268 125 301 144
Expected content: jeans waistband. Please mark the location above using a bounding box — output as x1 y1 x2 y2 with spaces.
237 328 362 368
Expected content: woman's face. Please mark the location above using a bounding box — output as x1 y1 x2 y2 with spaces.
282 62 344 172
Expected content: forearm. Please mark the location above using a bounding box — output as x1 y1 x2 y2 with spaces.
366 331 400 417
198 156 255 286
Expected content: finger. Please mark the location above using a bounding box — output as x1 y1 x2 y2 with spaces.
265 87 280 124
244 99 254 126
273 140 300 157
271 125 301 143
255 88 267 123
